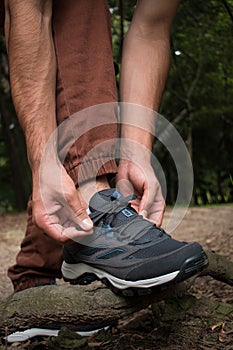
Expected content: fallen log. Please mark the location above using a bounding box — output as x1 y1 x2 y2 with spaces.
0 249 232 335
0 281 190 335
202 250 233 286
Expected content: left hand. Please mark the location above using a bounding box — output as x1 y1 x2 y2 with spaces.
116 159 165 226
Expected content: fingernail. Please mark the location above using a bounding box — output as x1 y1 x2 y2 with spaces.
82 218 93 230
140 210 147 218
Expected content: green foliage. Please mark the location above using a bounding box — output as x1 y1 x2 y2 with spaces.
109 0 136 62
160 0 233 204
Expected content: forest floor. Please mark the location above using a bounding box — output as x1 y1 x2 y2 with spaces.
0 205 233 349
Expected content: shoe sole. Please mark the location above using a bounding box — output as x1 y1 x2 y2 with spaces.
62 251 208 296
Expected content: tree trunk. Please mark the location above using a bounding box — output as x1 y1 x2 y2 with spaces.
0 51 31 210
0 93 31 210
118 0 124 62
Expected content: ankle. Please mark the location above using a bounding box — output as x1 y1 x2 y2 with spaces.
96 175 111 192
78 176 110 207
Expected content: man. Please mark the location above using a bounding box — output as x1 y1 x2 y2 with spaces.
2 0 207 294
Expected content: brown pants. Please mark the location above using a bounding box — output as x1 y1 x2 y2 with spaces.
1 0 118 291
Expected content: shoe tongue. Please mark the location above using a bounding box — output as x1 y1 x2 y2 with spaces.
89 188 137 225
89 188 118 213
110 206 138 227
89 188 156 242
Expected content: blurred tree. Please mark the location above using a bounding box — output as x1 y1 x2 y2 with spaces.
0 37 31 211
159 0 233 204
109 0 136 63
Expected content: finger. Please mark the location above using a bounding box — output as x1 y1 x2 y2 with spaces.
59 225 93 243
72 206 93 231
64 190 93 231
148 201 165 226
116 178 134 196
147 188 166 226
60 169 93 231
155 208 165 226
39 220 93 244
138 182 159 215
33 204 93 243
129 196 141 213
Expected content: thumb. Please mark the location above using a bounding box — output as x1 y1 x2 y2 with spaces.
66 192 93 231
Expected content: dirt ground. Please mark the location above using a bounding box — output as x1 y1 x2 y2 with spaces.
0 205 232 349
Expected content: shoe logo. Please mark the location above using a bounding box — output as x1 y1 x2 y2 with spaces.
122 209 134 217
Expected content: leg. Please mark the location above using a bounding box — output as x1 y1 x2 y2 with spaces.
8 0 117 292
8 198 63 292
53 0 118 187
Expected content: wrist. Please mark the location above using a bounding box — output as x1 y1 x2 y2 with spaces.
119 103 155 149
31 154 63 197
119 138 152 164
27 130 59 171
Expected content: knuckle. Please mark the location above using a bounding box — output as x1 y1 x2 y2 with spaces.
64 189 75 202
59 235 69 244
73 207 86 219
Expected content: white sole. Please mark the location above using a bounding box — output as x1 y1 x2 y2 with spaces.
62 262 179 290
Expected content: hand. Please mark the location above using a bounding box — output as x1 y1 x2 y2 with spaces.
31 163 93 244
116 159 165 226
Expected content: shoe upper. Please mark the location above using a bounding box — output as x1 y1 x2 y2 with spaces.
63 188 204 281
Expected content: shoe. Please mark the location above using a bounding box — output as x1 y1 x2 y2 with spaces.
62 188 208 296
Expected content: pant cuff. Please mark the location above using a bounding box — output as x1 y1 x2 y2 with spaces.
66 156 118 185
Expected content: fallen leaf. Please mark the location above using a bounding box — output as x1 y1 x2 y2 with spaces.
211 322 225 331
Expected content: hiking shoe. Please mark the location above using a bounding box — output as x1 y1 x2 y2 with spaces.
62 188 208 296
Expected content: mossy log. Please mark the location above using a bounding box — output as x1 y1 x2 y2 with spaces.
202 250 233 285
0 282 190 335
0 250 232 335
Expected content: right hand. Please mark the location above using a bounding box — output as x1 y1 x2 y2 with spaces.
31 164 93 244
116 159 165 226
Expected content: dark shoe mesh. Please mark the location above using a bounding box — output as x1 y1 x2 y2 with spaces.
129 239 185 259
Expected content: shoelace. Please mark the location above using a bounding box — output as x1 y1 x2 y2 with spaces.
89 194 136 223
90 193 164 243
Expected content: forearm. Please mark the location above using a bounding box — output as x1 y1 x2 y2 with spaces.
120 22 171 113
120 25 169 154
120 0 179 154
4 0 56 173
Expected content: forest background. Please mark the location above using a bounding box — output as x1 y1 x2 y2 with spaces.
0 0 232 212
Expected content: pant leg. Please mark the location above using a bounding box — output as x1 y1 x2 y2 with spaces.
8 198 63 292
53 0 118 185
8 0 118 290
